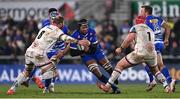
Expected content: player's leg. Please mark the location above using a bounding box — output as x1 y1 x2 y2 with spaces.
157 53 176 92
146 55 171 93
143 63 157 92
98 56 134 92
95 51 113 75
148 65 171 93
97 52 138 92
48 70 59 93
98 57 119 85
84 58 120 94
7 63 35 95
40 63 58 95
45 50 61 93
21 67 37 87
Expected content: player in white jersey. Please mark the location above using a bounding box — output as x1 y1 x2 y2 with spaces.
97 18 172 93
6 11 89 95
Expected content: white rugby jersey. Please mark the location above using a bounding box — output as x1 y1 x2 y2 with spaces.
129 24 155 55
26 25 63 55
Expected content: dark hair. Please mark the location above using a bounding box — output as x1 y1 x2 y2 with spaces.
141 5 152 14
48 8 57 14
78 19 88 28
78 19 88 25
48 8 59 20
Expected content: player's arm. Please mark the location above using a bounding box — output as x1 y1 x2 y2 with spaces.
67 31 89 56
70 48 86 56
58 33 90 47
50 44 71 65
59 33 78 43
162 21 171 47
70 43 89 56
115 27 136 54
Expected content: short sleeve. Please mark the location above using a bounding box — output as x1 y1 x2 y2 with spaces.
157 17 164 26
129 26 136 33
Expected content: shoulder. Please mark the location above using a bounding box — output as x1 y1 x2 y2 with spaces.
71 30 79 37
88 28 96 34
62 25 69 31
62 25 69 34
129 25 136 33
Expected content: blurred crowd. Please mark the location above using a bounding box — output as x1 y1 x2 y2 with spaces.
1 15 180 55
0 13 180 63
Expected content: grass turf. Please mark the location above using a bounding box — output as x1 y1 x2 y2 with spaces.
0 84 179 98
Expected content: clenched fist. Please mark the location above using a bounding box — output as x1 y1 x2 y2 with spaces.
78 39 91 47
115 47 122 55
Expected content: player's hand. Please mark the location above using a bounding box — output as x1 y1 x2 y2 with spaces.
50 55 59 65
78 39 91 47
164 39 169 48
115 47 122 55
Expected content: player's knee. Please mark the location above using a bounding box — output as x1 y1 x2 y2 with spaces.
24 65 34 77
41 63 56 74
103 62 112 70
117 58 130 70
87 63 99 72
157 62 164 70
41 70 57 80
25 64 34 72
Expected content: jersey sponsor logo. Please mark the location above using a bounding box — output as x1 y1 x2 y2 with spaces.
149 19 158 23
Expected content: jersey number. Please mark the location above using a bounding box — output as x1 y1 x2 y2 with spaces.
147 32 151 41
37 31 45 39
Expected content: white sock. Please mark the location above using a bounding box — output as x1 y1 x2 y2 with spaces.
107 68 121 86
155 71 168 88
10 73 26 91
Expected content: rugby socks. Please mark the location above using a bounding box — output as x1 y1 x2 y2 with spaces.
161 66 172 84
45 78 51 88
144 65 154 83
50 76 57 86
99 75 108 83
155 71 168 88
29 67 37 78
52 76 56 83
100 74 119 92
88 63 103 80
103 62 113 75
108 68 121 85
10 73 26 91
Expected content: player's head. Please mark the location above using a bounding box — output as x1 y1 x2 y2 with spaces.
48 8 64 28
135 16 146 24
140 5 153 16
78 19 88 34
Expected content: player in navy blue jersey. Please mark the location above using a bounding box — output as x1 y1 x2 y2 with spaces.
139 5 176 92
69 19 120 94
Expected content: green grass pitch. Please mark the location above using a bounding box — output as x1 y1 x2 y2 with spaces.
0 84 179 98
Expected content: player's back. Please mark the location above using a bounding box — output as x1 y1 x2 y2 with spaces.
134 24 155 55
145 15 163 41
27 25 63 55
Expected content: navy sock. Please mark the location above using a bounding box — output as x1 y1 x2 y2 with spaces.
144 65 154 82
52 77 56 83
99 75 119 92
161 66 172 84
45 79 51 88
29 67 37 78
99 75 108 83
